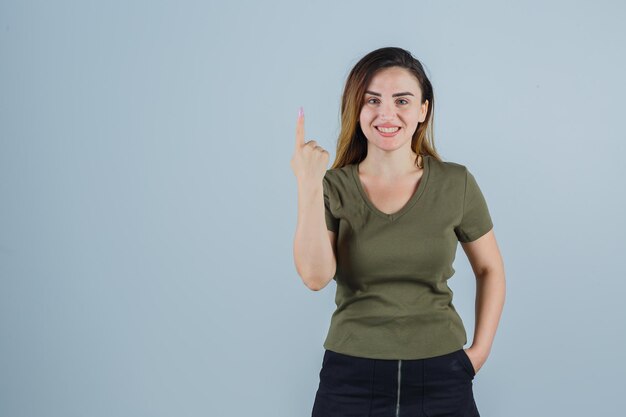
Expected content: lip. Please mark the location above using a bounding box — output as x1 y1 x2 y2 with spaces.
375 126 402 137
376 123 401 128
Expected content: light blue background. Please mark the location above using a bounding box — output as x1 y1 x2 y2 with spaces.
1 0 625 416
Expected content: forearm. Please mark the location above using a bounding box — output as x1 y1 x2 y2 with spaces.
471 268 506 357
293 182 336 290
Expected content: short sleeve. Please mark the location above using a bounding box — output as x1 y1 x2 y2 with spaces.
323 176 339 233
454 168 493 242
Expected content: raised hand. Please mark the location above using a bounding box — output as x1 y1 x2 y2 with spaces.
290 106 330 187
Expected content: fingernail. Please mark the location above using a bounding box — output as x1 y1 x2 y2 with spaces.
298 106 304 117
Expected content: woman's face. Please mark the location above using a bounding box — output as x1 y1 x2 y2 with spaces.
359 66 428 154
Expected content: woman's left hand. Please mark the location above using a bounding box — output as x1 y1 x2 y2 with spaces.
464 346 488 375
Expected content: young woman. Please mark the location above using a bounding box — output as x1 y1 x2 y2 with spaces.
291 47 506 417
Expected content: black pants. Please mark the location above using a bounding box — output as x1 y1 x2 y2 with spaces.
312 348 479 417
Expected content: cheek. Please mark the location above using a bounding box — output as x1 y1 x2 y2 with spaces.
400 109 420 124
360 107 376 125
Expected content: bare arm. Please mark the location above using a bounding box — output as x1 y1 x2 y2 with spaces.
460 228 506 374
293 185 337 290
290 107 337 291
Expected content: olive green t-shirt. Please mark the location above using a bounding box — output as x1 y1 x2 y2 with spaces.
321 154 493 360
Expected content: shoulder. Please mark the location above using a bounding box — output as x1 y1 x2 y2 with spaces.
323 164 354 191
427 155 469 183
429 155 466 173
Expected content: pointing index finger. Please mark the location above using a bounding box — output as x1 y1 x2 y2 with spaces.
295 106 305 148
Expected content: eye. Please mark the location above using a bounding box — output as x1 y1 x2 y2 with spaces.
366 97 409 105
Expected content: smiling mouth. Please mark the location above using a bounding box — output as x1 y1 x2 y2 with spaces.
376 126 401 133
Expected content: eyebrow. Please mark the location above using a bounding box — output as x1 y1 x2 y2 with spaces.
365 90 415 97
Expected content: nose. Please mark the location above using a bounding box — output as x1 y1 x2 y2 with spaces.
378 101 397 121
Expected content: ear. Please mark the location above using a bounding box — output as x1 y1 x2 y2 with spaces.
419 99 429 122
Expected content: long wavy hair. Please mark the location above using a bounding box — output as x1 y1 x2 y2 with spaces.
331 47 442 170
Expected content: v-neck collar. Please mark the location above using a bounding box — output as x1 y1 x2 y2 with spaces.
351 155 430 221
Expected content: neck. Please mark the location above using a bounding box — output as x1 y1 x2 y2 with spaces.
358 151 421 180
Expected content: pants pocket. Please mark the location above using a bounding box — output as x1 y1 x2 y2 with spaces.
457 349 476 378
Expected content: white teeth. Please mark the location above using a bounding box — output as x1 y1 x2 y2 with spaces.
377 126 400 133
